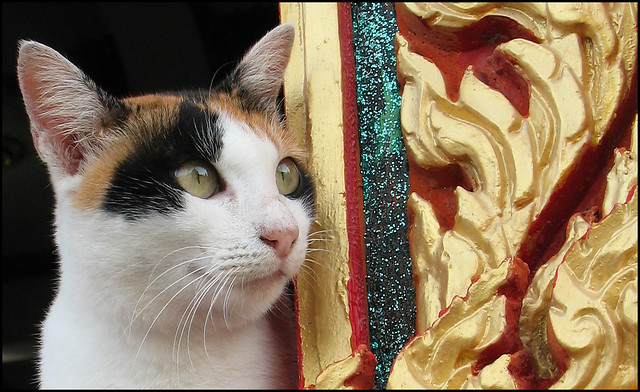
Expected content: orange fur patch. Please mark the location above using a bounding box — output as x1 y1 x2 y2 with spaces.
207 93 308 168
73 140 134 210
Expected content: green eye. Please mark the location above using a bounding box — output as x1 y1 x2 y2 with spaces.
174 160 219 199
276 158 300 196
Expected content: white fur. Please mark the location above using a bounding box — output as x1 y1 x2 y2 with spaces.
38 117 309 388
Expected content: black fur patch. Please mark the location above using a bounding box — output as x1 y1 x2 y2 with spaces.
102 100 223 220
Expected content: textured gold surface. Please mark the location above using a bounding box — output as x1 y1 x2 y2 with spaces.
387 258 516 388
522 120 638 389
397 2 637 331
313 345 375 390
314 353 363 390
281 3 354 387
604 115 638 216
549 191 637 388
282 2 637 388
391 2 637 389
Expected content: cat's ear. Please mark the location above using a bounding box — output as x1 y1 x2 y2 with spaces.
230 23 295 113
17 40 122 179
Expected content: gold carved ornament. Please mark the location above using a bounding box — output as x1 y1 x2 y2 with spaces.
388 3 637 389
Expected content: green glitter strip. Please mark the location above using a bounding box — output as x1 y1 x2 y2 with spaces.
350 3 417 389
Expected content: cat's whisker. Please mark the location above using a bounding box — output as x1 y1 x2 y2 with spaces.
208 267 237 326
222 274 239 329
102 261 140 290
148 246 207 285
300 266 328 283
303 255 331 275
174 271 219 365
133 250 206 318
193 265 235 351
297 264 322 289
306 238 332 246
134 267 208 364
128 261 214 334
199 271 233 368
131 252 221 324
173 261 235 357
208 60 235 96
174 281 204 370
200 267 239 366
177 273 223 371
307 234 331 240
307 228 335 239
202 294 219 368
149 266 226 359
171 272 216 387
187 266 236 364
305 247 334 255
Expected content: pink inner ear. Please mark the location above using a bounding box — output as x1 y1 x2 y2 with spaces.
21 62 84 175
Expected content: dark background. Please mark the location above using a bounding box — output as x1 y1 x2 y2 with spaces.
2 3 280 388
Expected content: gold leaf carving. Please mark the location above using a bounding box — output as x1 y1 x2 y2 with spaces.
392 2 637 388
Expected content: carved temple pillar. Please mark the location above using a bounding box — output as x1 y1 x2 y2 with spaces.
280 3 637 389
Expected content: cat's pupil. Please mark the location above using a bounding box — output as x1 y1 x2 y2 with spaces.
195 167 205 183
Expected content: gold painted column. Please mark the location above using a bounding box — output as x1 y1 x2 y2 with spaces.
281 3 374 388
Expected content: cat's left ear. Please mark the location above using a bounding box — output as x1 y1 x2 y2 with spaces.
17 40 122 180
230 23 295 113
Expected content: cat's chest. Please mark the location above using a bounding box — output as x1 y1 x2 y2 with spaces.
85 312 290 388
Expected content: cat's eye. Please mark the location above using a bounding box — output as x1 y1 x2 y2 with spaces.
276 158 300 196
174 161 219 199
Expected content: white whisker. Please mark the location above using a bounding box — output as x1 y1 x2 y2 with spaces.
176 272 222 371
306 247 333 254
174 272 215 360
128 257 214 333
222 274 239 329
297 264 321 289
134 266 207 364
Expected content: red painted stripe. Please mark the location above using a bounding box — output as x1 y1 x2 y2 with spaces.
292 279 305 389
337 2 371 350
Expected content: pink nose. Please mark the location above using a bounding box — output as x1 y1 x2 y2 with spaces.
260 227 299 259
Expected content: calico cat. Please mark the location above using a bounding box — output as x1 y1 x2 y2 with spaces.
17 23 314 388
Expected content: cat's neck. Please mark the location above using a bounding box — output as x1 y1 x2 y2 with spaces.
45 282 296 388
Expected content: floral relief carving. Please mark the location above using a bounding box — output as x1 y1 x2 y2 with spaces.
390 3 637 389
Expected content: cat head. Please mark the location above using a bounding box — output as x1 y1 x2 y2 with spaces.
17 23 315 326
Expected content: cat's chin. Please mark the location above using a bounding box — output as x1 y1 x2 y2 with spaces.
242 271 290 300
221 271 291 320
249 269 288 285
